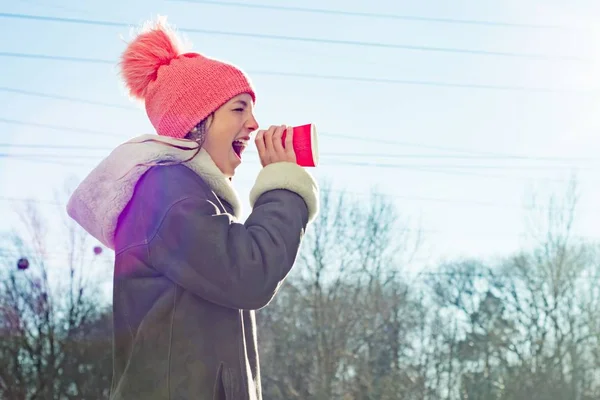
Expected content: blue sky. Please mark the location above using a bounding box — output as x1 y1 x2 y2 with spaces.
1 0 599 277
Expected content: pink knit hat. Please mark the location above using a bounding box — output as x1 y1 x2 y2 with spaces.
119 17 256 139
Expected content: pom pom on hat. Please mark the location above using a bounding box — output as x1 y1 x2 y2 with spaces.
120 17 183 99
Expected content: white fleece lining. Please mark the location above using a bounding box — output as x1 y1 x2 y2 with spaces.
249 162 319 223
66 134 242 250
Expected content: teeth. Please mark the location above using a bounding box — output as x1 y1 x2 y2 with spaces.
232 139 248 147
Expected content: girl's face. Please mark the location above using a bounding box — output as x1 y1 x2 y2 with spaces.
202 93 258 178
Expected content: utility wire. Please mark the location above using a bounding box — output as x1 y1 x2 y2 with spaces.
0 152 576 183
0 152 591 171
167 0 571 30
0 87 137 110
0 193 594 241
0 190 559 212
0 154 86 166
0 152 587 180
0 119 595 163
0 53 589 94
0 13 587 61
320 151 598 163
2 142 596 164
0 143 115 151
0 118 128 138
0 52 114 65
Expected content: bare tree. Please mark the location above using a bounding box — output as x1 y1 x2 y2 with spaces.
424 259 504 400
424 178 600 400
494 179 600 400
258 182 422 400
0 192 112 399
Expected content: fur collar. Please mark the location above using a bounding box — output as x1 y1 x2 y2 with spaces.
66 134 241 250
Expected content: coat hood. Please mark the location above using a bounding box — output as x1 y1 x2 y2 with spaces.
66 134 242 250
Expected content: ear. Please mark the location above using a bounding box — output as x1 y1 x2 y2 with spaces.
205 113 215 132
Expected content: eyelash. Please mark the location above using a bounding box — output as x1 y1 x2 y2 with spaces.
233 108 244 112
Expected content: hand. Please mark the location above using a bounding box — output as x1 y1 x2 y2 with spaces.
255 125 297 167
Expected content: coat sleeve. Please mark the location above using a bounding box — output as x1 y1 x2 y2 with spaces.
143 163 318 310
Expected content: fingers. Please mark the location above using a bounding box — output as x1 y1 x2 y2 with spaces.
256 125 280 167
255 124 296 167
272 125 286 156
254 129 267 167
284 126 296 162
262 125 277 159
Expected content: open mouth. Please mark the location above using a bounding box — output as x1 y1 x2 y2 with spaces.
232 138 248 160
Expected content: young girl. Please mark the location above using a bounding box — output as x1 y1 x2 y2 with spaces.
67 17 318 400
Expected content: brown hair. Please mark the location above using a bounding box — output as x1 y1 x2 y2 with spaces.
185 113 213 144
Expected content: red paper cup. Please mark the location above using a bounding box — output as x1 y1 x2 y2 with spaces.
282 124 319 167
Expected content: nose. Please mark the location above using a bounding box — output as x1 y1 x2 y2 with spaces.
245 113 259 132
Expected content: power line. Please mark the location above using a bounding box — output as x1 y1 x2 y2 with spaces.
0 118 545 156
319 159 585 184
18 0 90 15
0 12 128 28
0 13 587 62
0 143 115 151
0 52 114 65
0 119 594 163
0 151 575 183
326 159 589 171
316 132 504 155
0 152 589 172
0 190 553 212
0 118 128 138
0 194 595 240
0 154 87 166
0 89 589 183
0 53 588 95
320 133 585 158
0 87 137 110
0 114 590 184
248 70 585 94
168 0 571 30
324 152 597 163
0 119 594 167
180 31 584 62
2 143 595 163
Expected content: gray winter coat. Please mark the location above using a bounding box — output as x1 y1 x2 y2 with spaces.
67 135 318 399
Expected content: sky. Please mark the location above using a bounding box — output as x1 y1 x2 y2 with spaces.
1 0 600 284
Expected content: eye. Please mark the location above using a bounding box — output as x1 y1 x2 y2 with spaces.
233 108 244 112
